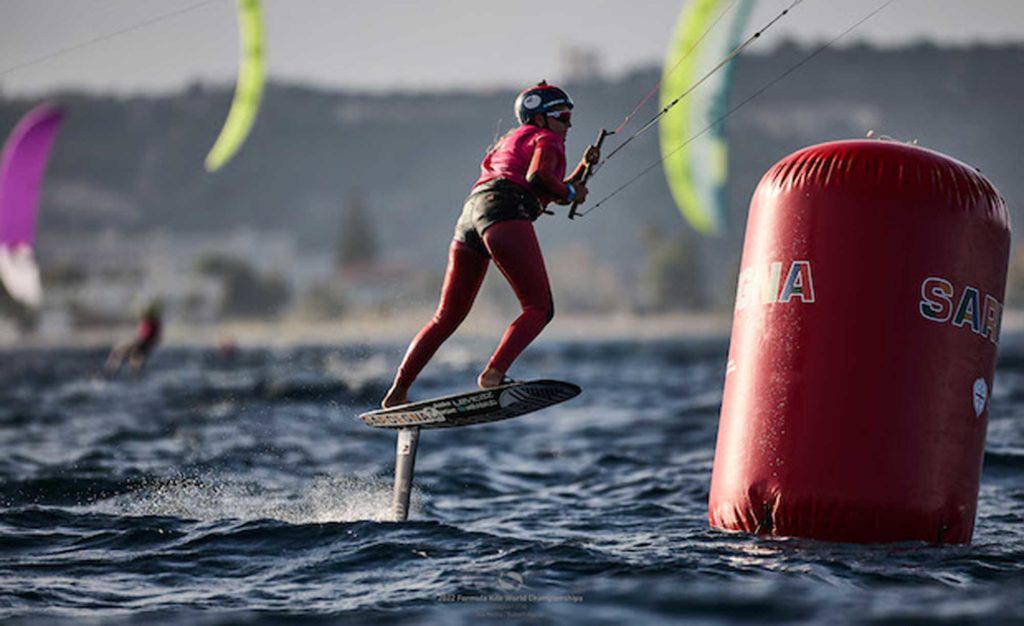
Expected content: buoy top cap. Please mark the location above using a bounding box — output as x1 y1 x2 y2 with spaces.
761 139 1009 230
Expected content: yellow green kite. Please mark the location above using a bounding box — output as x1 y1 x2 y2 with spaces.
205 0 266 172
659 0 753 234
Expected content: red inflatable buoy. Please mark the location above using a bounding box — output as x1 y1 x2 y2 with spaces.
709 139 1010 544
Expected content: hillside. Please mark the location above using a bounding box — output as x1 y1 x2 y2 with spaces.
1 42 1022 314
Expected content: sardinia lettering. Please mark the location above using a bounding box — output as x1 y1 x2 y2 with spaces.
919 276 1001 344
735 260 815 310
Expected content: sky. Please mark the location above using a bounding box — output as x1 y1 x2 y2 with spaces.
1 0 1024 96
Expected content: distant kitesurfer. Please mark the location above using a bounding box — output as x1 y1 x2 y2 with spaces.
104 301 162 377
217 336 238 362
382 82 600 408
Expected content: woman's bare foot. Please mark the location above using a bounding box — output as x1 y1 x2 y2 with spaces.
381 384 409 408
477 367 505 389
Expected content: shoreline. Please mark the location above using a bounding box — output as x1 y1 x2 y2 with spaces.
6 308 1024 350
0 311 734 350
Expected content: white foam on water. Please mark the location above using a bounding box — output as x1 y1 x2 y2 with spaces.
89 473 420 524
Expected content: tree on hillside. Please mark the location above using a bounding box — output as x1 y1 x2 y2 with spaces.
641 223 709 312
195 254 290 319
1005 249 1024 309
334 191 378 271
0 284 38 332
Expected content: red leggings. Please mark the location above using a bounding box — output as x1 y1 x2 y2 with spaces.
393 220 553 388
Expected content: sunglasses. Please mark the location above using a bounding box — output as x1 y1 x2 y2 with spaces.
545 110 572 123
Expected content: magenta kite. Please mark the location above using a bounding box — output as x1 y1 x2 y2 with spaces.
0 103 65 308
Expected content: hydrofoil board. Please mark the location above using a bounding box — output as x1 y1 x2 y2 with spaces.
359 379 580 430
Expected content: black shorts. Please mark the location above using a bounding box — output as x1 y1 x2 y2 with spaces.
453 179 543 256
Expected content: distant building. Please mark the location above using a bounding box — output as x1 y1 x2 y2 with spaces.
560 46 603 83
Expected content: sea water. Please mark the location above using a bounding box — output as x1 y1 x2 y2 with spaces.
1 337 1022 625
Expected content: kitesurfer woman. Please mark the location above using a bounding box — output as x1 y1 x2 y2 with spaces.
382 82 600 408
